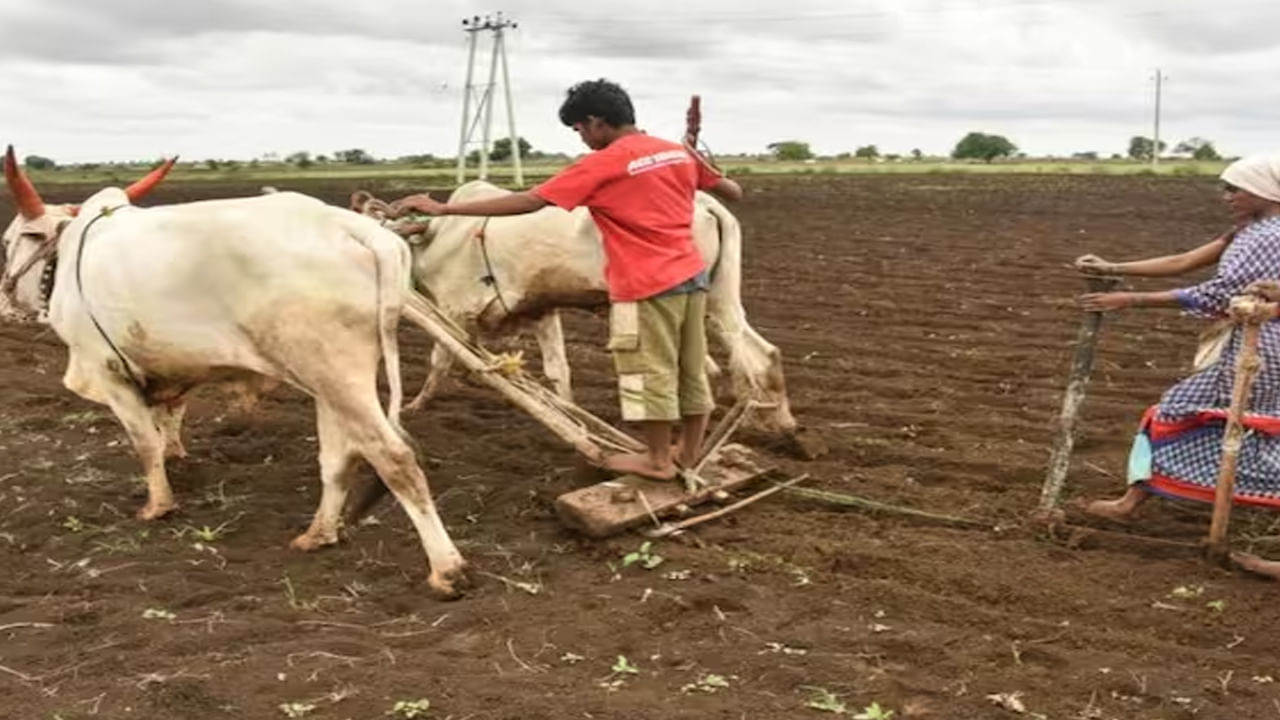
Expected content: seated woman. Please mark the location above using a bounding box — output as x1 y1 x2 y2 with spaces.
1075 153 1280 528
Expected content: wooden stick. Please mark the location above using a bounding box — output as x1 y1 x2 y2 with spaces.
402 292 641 463
1037 273 1122 514
646 474 810 538
1207 295 1276 561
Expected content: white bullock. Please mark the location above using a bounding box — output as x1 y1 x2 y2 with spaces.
352 181 796 433
1 147 466 597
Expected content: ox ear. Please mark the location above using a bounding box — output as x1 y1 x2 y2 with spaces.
123 156 178 203
4 145 47 220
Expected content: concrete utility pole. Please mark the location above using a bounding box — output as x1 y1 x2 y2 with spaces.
1151 68 1163 169
455 12 523 187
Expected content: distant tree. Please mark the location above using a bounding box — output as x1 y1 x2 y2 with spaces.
204 159 221 170
490 137 532 161
951 132 1017 163
854 144 879 159
1175 137 1221 161
884 153 901 161
24 155 56 170
334 148 375 164
1109 153 1123 160
1072 151 1099 160
285 151 313 168
910 148 923 160
1127 136 1167 161
315 154 329 164
766 141 813 161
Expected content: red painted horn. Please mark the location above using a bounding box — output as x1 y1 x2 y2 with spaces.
124 156 178 202
3 145 47 219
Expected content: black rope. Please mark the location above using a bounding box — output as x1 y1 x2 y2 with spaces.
75 205 146 393
477 216 512 315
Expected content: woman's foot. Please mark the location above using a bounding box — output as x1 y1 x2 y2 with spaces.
1231 551 1280 580
1078 486 1149 521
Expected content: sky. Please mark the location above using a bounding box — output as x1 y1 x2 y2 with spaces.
1 0 1277 164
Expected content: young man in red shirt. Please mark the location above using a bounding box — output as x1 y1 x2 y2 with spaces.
390 78 743 481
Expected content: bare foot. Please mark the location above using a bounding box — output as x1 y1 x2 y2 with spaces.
1231 551 1280 580
136 499 176 521
603 451 678 481
1078 497 1136 522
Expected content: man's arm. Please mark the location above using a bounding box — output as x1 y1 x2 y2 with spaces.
704 177 743 203
685 139 742 203
391 190 548 218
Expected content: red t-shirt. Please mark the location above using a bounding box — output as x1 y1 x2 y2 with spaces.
532 133 722 302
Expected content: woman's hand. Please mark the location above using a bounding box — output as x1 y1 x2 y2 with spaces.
1078 292 1133 312
1246 280 1280 302
1074 254 1119 275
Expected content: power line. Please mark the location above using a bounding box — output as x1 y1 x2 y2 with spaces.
456 12 523 186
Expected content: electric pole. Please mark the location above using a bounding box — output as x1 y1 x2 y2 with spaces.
455 13 523 187
1152 68 1163 169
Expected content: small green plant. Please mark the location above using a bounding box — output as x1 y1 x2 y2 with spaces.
854 702 895 719
387 698 431 718
803 687 847 714
62 515 84 533
1170 584 1204 599
1207 600 1226 613
141 608 176 620
612 655 639 674
622 541 664 570
278 702 316 718
681 673 732 694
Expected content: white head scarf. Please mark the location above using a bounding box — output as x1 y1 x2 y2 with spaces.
1220 153 1280 203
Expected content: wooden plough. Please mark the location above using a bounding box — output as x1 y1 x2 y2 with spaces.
400 292 788 538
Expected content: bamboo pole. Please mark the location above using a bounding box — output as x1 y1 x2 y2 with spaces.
1207 295 1276 561
401 292 643 463
1037 273 1122 515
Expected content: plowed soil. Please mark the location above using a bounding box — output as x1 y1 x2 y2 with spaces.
2 173 1277 720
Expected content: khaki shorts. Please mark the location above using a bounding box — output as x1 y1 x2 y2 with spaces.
607 291 714 422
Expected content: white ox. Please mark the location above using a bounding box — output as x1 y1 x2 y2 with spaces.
1 147 466 597
351 181 796 434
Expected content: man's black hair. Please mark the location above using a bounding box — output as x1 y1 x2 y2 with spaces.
558 79 635 128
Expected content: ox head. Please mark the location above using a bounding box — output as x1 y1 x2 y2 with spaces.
1 145 176 322
349 190 434 246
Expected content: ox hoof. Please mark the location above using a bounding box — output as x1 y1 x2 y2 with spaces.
289 531 338 552
428 561 470 600
164 443 189 460
136 500 176 521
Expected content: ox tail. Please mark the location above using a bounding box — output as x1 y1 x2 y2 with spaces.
343 215 410 438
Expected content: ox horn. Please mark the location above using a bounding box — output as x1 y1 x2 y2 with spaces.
3 145 47 220
123 155 178 203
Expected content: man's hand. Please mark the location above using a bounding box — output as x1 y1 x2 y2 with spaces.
1078 291 1132 312
1074 253 1119 275
390 193 446 218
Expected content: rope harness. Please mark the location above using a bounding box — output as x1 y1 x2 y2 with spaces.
74 205 147 392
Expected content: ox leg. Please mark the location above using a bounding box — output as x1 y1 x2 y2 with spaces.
101 385 176 520
533 312 574 401
291 402 357 551
705 309 797 434
154 400 188 459
407 344 454 412
335 393 466 597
